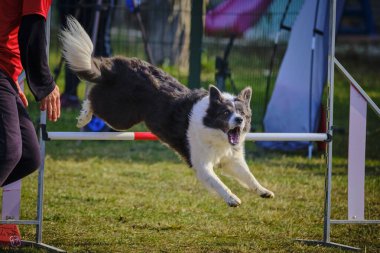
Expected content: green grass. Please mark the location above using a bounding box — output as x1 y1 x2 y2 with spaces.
1 45 379 252
2 148 379 252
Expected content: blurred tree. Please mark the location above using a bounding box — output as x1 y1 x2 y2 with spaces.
141 0 191 69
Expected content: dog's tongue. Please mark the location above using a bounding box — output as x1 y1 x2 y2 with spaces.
228 128 240 145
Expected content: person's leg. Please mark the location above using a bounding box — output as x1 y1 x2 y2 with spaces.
63 66 80 97
1 97 40 186
61 66 81 108
0 73 40 187
95 0 114 57
61 0 85 108
0 76 23 186
61 0 81 98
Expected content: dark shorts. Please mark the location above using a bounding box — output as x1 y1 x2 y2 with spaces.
0 70 40 187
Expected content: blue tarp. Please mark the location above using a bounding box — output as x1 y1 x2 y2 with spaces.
259 0 344 151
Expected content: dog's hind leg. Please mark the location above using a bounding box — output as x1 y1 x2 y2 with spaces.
77 99 93 128
221 153 274 198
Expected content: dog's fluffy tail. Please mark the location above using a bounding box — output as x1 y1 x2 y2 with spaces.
59 16 100 82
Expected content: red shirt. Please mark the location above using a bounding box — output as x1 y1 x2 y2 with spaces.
0 0 52 84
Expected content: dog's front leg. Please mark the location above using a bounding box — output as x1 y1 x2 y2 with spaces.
221 154 274 198
194 163 241 207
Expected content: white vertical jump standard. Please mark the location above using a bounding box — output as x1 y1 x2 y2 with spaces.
296 0 380 251
300 59 380 251
331 59 380 225
1 181 21 221
348 84 367 221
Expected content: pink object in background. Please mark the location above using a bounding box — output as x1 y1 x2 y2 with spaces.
348 84 367 221
205 0 272 37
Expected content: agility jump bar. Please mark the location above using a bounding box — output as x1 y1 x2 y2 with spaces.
45 131 329 142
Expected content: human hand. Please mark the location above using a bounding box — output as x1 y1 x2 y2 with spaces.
19 91 28 107
40 85 61 122
15 80 29 107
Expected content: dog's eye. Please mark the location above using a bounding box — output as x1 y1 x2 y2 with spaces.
223 110 230 116
237 109 245 116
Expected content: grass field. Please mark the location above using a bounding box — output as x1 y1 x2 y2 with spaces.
1 44 379 252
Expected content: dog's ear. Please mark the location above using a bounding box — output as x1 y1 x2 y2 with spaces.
238 87 252 105
209 85 222 102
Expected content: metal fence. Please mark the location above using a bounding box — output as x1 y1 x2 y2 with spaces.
48 0 304 129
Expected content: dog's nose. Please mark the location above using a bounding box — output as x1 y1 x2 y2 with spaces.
235 117 243 124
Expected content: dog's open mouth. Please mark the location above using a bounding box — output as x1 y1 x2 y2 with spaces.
227 127 241 145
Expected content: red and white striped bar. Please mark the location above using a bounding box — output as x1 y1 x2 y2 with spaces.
47 132 158 141
47 132 328 142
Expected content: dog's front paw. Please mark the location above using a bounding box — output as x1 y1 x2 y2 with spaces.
226 194 241 207
260 190 274 198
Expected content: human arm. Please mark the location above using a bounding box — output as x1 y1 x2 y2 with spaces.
18 14 60 121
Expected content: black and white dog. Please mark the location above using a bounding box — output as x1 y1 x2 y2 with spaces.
60 17 274 207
